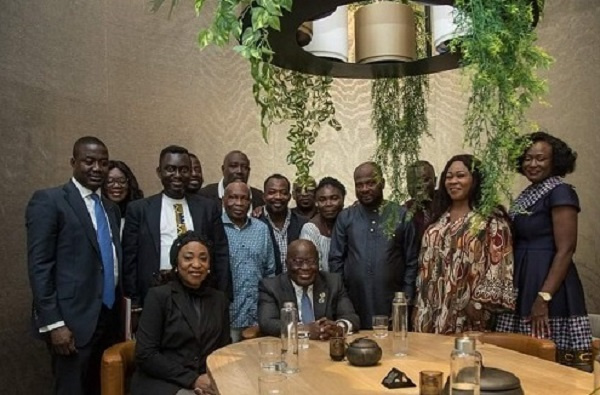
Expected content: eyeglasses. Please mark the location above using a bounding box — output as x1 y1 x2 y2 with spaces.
288 258 318 268
107 177 128 186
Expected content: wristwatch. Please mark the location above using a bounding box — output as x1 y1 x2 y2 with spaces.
538 292 552 302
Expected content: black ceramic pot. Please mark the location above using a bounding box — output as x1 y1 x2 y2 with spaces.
443 367 523 395
346 337 382 367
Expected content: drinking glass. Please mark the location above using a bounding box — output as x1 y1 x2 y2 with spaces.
258 339 281 371
297 324 310 350
372 315 389 338
419 370 443 395
259 374 287 395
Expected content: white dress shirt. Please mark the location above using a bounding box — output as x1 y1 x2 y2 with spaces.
159 194 194 270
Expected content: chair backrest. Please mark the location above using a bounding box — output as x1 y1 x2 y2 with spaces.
101 340 136 395
481 332 556 362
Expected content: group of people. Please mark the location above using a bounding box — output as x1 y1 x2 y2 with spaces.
26 131 594 395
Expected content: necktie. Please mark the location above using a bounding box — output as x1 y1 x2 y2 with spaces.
301 289 315 324
174 203 187 235
90 194 115 308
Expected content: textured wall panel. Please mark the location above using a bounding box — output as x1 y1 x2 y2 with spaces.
0 0 598 392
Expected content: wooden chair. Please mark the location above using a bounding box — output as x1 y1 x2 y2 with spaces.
480 332 556 362
101 340 136 395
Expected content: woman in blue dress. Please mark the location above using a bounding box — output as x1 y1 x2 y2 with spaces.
497 131 593 371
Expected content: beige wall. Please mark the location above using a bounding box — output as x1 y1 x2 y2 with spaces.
0 0 598 391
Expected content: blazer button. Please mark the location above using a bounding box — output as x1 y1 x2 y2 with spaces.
193 357 199 362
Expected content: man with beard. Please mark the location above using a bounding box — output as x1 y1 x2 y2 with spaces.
257 174 307 274
26 136 121 395
291 176 317 219
200 150 264 211
222 181 276 342
122 145 230 307
186 153 204 194
329 162 418 329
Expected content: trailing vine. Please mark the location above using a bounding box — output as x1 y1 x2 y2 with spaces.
361 1 429 230
452 0 553 217
266 67 341 185
150 0 341 184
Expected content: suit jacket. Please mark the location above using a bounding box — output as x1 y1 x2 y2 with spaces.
258 210 308 274
131 281 230 395
122 193 230 305
258 272 360 336
26 181 122 347
199 182 265 208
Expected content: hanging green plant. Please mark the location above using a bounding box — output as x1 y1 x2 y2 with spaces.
150 0 340 185
358 1 429 231
264 67 341 185
452 0 553 216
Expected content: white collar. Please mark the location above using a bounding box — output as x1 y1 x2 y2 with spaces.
71 177 100 199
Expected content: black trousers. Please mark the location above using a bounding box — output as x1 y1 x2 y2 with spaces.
50 305 119 395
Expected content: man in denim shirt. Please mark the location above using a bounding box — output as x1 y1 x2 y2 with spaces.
222 181 276 342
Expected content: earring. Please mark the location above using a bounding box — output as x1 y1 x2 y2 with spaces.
174 267 178 273
207 269 211 274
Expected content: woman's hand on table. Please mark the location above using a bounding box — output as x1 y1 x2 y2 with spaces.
529 296 550 339
194 374 217 395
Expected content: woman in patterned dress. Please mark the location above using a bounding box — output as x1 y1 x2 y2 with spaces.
496 132 593 371
413 154 515 334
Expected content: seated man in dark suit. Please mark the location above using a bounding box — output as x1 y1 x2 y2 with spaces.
258 240 359 340
199 150 264 210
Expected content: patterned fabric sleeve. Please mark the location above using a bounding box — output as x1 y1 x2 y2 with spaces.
300 222 327 271
471 215 516 311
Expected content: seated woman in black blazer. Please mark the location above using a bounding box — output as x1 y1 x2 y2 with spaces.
132 231 230 395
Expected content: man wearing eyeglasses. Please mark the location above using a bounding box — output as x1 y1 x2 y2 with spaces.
257 239 359 339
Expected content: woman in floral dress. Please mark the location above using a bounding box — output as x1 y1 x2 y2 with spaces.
413 154 515 334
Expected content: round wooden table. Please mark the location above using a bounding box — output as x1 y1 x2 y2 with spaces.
207 332 593 394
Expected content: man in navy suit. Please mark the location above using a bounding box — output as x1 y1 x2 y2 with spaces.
26 136 122 395
122 145 230 307
258 239 360 338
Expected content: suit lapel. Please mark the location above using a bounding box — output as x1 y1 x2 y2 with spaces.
146 194 162 255
281 274 298 308
187 194 201 230
171 281 203 344
313 274 328 320
64 182 100 255
103 198 122 273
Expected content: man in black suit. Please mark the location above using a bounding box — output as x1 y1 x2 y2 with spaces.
257 174 308 274
258 240 359 338
122 145 230 306
186 153 204 194
199 150 264 209
26 136 122 395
